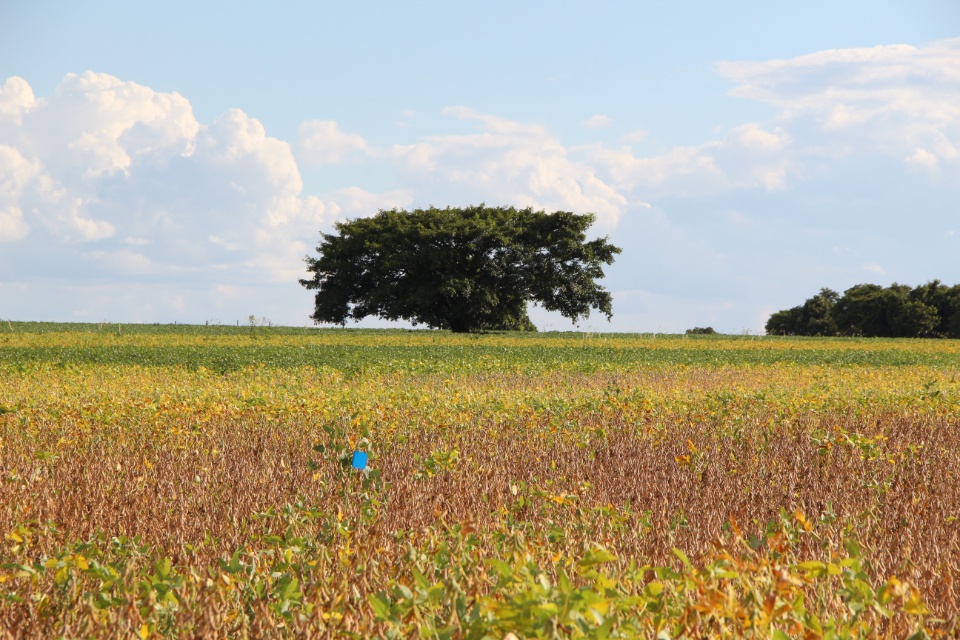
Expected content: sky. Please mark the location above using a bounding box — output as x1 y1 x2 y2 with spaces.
1 1 958 333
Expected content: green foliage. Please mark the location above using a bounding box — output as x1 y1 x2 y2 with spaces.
367 511 934 639
9 509 935 638
767 282 960 338
299 205 621 333
766 288 839 336
908 279 960 338
414 448 461 480
684 327 717 335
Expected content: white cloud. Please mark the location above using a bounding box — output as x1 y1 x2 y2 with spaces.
717 38 960 171
0 72 205 242
0 142 118 242
584 122 791 196
296 119 369 165
718 41 960 119
582 114 612 129
577 39 960 202
0 144 38 241
391 107 628 227
864 263 885 274
26 72 200 178
0 77 35 126
0 71 431 326
189 108 305 230
0 73 348 288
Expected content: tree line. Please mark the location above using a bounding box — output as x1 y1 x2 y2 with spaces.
766 281 960 338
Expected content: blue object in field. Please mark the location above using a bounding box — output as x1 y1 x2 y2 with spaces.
352 450 368 470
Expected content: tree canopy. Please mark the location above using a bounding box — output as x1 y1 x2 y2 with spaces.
766 281 960 338
300 205 622 333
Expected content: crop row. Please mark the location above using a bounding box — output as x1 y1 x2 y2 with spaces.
5 339 960 376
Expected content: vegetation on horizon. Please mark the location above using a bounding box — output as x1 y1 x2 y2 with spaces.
767 281 960 338
6 322 960 372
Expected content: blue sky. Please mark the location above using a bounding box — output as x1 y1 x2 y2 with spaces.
1 1 958 332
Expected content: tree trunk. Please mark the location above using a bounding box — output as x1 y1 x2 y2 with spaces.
447 316 473 333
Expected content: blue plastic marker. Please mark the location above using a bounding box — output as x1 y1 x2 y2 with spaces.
351 450 368 470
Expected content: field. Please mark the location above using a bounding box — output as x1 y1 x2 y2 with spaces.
1 323 959 638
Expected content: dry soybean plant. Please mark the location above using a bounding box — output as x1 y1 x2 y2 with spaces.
0 329 958 637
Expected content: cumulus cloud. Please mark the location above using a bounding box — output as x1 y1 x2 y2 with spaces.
0 73 207 243
0 73 344 294
26 72 200 179
390 107 629 227
0 76 35 126
0 145 38 242
296 119 369 165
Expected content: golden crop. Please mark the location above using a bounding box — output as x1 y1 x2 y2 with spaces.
1 328 958 637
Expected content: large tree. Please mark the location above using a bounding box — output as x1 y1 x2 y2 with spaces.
300 205 621 332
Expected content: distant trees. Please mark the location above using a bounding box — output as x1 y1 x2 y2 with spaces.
766 281 960 338
685 327 717 335
765 288 839 337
